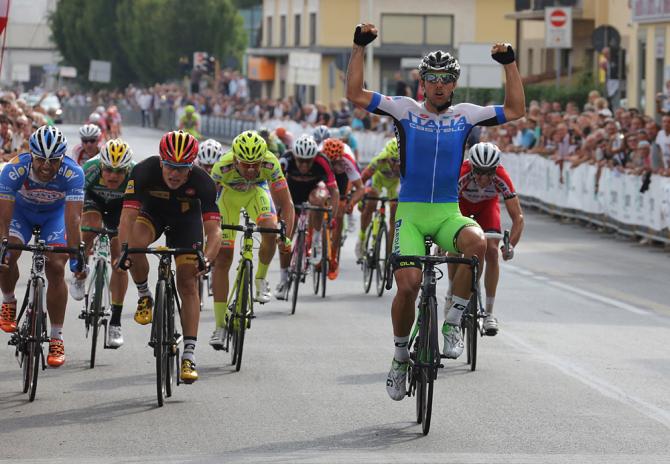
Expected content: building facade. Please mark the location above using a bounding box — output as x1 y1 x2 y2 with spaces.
246 0 516 104
626 0 670 116
1 0 60 89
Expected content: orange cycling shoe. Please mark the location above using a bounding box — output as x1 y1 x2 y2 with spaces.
47 338 65 367
0 301 17 333
327 259 339 280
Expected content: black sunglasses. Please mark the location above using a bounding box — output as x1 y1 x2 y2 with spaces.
473 168 496 176
81 138 98 144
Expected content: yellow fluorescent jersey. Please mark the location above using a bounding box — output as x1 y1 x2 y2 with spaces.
211 150 288 193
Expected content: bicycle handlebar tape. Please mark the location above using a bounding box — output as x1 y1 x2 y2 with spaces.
353 24 377 47
492 44 515 65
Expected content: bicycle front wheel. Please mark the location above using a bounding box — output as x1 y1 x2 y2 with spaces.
320 222 328 298
28 279 45 402
154 280 166 407
232 260 251 372
291 230 305 315
419 297 438 435
374 223 388 297
165 285 176 397
89 260 105 369
465 293 478 371
362 225 374 293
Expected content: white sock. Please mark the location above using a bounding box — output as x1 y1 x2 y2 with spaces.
50 324 63 340
280 268 288 282
445 295 469 326
486 297 495 315
394 335 410 362
2 292 16 303
183 337 196 363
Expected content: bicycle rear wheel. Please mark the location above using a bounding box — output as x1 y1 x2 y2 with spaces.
362 225 374 293
89 260 105 369
28 279 45 402
291 231 305 315
232 260 251 372
154 280 166 407
374 223 388 297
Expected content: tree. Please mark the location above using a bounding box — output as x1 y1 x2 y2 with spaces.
49 0 246 87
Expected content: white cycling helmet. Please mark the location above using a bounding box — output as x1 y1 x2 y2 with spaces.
88 112 102 124
312 125 331 144
79 124 101 140
469 142 501 169
293 134 318 159
95 105 106 114
198 138 224 165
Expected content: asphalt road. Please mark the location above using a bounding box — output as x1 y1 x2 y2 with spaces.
0 126 669 464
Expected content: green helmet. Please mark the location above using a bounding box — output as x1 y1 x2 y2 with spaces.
385 138 399 160
232 130 267 163
184 105 195 114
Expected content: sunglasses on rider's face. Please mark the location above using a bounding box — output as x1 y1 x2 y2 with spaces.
102 166 127 174
295 158 312 164
423 73 457 85
473 168 496 176
31 154 62 165
161 160 192 172
81 138 98 144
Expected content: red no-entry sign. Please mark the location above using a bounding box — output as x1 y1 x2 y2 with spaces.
550 9 567 28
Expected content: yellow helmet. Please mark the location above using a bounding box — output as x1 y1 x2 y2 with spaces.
232 130 267 163
385 138 399 161
100 139 133 169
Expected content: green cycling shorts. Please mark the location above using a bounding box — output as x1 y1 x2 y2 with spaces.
392 202 478 262
219 186 275 248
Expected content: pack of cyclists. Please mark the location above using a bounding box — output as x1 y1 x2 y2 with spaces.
0 29 525 396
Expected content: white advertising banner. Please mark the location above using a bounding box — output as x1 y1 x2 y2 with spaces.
501 153 670 233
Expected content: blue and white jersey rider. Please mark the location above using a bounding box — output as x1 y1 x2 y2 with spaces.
0 128 84 246
364 95 506 203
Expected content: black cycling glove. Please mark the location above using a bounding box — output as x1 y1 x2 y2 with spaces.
353 24 377 47
492 44 515 65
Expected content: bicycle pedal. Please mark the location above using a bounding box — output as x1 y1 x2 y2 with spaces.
148 340 156 348
438 363 445 368
78 312 87 320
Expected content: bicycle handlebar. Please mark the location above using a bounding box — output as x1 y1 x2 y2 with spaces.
295 203 332 213
81 226 118 236
363 195 398 203
117 243 207 272
0 238 86 272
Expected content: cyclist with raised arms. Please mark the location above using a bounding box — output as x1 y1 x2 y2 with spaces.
346 23 525 401
118 130 222 383
0 125 86 367
275 134 339 296
209 130 294 348
69 139 136 348
356 137 401 260
70 124 103 166
445 142 524 336
197 138 225 176
320 137 365 280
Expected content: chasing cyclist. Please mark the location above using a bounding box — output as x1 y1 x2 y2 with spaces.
179 105 202 140
118 130 222 383
357 137 401 261
445 142 524 335
197 138 225 176
209 130 294 348
346 23 525 401
320 137 365 279
69 139 136 348
0 125 86 367
276 134 339 296
70 124 103 166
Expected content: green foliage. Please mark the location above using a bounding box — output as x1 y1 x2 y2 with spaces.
49 0 246 87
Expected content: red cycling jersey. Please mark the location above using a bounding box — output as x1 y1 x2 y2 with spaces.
458 160 516 233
